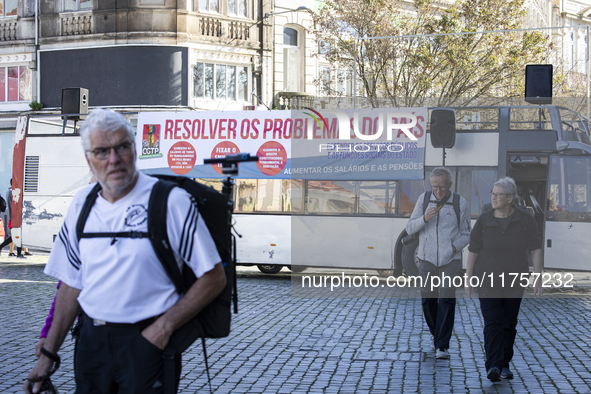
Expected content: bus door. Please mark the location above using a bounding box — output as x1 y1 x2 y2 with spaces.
545 155 591 270
509 155 548 248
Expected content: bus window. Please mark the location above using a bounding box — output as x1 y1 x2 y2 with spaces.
289 180 303 213
399 168 495 218
558 107 589 136
547 156 591 221
452 108 499 130
470 170 496 216
559 108 591 143
235 179 292 213
235 179 256 212
305 180 390 215
306 181 356 214
398 179 427 217
357 181 389 214
195 178 224 192
255 179 284 212
510 107 552 130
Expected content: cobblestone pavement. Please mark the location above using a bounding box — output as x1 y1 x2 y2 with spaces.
1 256 591 393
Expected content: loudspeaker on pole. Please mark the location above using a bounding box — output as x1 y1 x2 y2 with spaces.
525 64 552 105
61 88 89 120
430 108 456 149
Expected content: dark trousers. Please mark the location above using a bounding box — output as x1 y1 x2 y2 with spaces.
419 259 460 350
0 236 20 254
478 296 522 371
75 314 181 394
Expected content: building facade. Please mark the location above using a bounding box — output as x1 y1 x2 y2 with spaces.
0 0 272 189
0 0 272 113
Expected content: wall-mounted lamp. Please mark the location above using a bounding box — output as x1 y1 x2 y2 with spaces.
264 6 310 20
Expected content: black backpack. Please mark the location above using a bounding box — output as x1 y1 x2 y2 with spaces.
0 195 6 213
76 174 236 393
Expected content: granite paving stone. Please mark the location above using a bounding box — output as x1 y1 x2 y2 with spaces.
2 258 591 393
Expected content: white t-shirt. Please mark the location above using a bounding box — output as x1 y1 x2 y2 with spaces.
44 172 221 323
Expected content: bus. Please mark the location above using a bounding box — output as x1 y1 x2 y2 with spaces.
9 105 591 276
205 105 591 275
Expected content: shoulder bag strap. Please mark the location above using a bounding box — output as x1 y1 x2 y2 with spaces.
76 183 102 241
147 180 186 295
422 191 432 216
453 192 461 226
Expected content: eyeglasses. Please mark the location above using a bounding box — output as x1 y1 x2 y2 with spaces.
431 186 449 191
88 141 134 160
490 192 510 198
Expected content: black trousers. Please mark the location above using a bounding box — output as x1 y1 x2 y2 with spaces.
75 315 181 394
419 259 461 350
0 236 20 253
478 296 522 371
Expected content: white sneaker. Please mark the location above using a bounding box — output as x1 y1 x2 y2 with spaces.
430 336 435 350
436 348 450 359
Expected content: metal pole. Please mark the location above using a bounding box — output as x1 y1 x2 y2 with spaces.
353 39 357 109
587 25 589 120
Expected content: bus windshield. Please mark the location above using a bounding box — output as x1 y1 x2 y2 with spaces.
547 156 591 221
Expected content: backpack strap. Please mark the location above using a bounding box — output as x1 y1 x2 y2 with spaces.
147 180 186 295
76 183 150 241
452 192 461 226
149 180 216 394
423 190 461 226
422 191 432 216
76 183 103 241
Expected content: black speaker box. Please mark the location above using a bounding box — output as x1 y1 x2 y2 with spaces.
61 88 89 119
430 108 456 148
525 65 552 105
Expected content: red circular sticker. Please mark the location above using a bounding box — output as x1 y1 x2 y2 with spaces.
256 141 287 176
211 142 240 175
167 141 196 175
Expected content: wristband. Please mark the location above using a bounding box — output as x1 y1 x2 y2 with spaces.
40 347 60 364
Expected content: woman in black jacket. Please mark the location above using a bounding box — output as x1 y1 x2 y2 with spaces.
465 177 543 382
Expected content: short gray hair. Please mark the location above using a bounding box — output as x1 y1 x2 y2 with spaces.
80 109 135 152
493 177 518 200
430 167 452 184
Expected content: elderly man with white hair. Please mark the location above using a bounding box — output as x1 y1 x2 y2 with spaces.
406 167 471 360
25 109 226 394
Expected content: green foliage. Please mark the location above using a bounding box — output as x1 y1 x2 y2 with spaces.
29 101 44 111
312 0 553 106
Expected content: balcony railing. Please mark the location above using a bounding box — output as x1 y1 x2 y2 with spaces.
61 13 92 36
0 21 17 40
197 15 252 41
276 92 316 110
229 20 249 40
200 17 222 37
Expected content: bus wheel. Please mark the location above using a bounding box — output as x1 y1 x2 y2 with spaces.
289 265 307 273
401 242 420 277
257 264 283 274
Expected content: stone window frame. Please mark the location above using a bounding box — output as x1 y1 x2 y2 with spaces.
193 61 250 102
63 0 92 12
0 0 18 17
0 65 32 102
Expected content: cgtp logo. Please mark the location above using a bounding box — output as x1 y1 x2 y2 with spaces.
303 108 419 141
139 124 163 159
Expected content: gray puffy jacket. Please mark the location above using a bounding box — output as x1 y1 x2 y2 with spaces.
405 192 471 267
